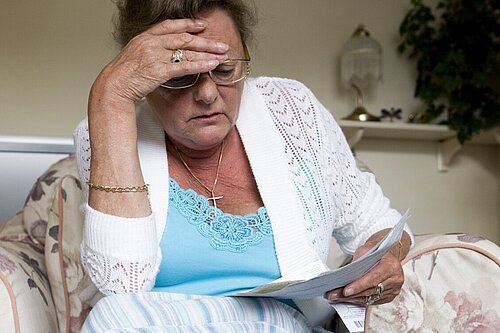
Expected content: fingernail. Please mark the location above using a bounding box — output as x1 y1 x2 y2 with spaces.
215 54 227 60
216 42 229 51
195 20 206 27
327 291 341 299
207 60 219 67
344 288 353 297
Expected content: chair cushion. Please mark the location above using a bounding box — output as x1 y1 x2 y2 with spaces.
366 233 500 332
0 213 58 333
45 171 95 333
23 155 80 246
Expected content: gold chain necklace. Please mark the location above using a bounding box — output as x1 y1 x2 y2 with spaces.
174 141 225 208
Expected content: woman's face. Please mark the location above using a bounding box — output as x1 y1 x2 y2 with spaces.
146 9 246 151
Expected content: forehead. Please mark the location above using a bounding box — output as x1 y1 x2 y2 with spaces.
197 9 242 54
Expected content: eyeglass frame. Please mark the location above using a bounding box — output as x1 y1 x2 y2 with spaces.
160 43 251 90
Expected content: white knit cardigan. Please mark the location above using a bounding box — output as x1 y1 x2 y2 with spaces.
75 77 411 320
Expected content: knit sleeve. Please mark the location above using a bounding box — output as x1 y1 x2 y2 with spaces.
252 76 413 257
316 97 414 254
73 119 160 295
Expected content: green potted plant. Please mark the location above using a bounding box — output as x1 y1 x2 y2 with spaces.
398 0 499 143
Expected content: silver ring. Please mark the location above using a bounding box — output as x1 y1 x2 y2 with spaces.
366 293 381 305
376 282 385 295
171 49 184 63
366 282 384 306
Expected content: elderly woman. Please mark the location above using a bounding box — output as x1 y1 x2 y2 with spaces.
75 0 413 331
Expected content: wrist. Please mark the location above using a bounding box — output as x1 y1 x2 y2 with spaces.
389 240 404 260
392 232 411 261
363 229 411 261
89 75 136 112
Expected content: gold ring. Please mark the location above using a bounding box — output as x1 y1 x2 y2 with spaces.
171 49 184 63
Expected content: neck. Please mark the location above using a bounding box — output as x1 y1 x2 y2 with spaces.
168 142 218 161
169 136 226 208
165 130 235 165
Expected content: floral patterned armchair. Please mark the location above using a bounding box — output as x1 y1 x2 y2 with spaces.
1 156 499 333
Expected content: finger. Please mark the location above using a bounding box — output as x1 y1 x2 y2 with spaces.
343 271 385 297
147 18 207 36
343 278 403 304
140 19 229 55
327 295 367 306
180 49 228 63
329 286 398 306
326 280 393 303
343 255 402 297
130 32 228 59
162 49 226 69
158 59 221 83
325 287 344 301
345 277 403 301
160 32 229 55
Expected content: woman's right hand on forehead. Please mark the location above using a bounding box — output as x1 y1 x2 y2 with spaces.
92 19 228 105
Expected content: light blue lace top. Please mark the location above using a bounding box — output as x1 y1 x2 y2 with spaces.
153 178 282 296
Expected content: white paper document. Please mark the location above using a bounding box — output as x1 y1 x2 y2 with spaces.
234 211 409 299
331 303 366 332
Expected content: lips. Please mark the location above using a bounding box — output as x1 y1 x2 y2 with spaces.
193 113 223 119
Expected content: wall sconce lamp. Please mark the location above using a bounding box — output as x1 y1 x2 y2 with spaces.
340 24 382 121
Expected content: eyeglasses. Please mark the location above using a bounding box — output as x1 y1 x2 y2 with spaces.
161 44 251 89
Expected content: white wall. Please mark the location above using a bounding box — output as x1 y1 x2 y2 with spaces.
356 140 498 240
1 0 498 242
0 0 117 137
251 0 422 120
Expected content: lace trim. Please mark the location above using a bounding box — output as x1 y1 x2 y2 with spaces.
74 120 91 199
169 179 272 253
81 245 156 295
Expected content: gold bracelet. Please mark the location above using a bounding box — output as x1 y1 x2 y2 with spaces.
87 182 149 193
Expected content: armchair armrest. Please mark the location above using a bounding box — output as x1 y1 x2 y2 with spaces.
0 215 58 333
366 233 500 332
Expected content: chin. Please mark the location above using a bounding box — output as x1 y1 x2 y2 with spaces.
186 129 232 150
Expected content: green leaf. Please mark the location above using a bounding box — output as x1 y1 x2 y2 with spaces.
398 0 499 143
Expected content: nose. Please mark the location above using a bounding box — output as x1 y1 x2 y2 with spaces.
193 73 218 105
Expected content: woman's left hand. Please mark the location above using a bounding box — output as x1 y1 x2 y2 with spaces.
325 231 410 306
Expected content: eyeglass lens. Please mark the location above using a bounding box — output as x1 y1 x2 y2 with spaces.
163 60 249 88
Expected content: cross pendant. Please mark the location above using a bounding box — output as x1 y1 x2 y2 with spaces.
208 194 224 208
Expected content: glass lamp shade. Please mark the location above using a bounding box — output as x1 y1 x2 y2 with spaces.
340 25 382 121
340 25 382 89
